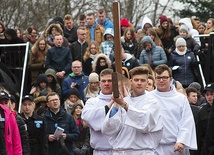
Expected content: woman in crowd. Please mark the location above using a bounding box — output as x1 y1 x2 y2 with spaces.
23 26 38 47
147 27 163 47
0 21 5 40
28 37 50 85
83 41 102 76
92 53 111 75
121 27 138 58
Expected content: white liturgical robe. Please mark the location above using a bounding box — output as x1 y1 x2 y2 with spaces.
102 92 163 155
151 86 197 155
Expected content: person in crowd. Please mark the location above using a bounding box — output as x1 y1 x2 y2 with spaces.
92 53 112 75
204 18 214 34
122 66 130 79
78 13 86 27
139 36 167 69
44 92 79 155
196 83 214 155
29 73 52 99
82 69 114 155
69 26 88 62
16 28 23 39
43 23 69 47
28 37 50 85
0 92 30 155
156 15 178 60
23 26 38 47
112 45 140 71
188 82 206 106
100 28 114 58
64 87 84 114
95 8 114 30
85 12 104 45
151 64 197 154
83 41 102 76
45 68 62 97
169 38 197 88
20 95 48 155
179 17 201 46
45 34 72 85
84 72 100 100
147 27 163 47
0 21 5 40
71 103 90 155
0 94 22 154
63 14 78 44
141 63 155 77
121 27 138 57
34 95 47 112
174 24 200 54
197 22 207 50
146 74 156 91
102 66 163 155
62 60 89 102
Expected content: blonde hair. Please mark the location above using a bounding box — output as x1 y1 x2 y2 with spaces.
83 41 102 62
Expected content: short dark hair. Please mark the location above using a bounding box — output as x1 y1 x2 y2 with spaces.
100 69 113 78
64 14 73 21
98 8 105 14
78 13 86 20
154 64 172 77
186 87 197 96
129 66 149 78
46 92 59 102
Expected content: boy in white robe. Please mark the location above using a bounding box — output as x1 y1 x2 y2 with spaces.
82 69 114 155
151 64 197 155
102 66 163 155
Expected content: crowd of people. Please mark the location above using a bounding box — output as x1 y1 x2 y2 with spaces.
0 7 214 155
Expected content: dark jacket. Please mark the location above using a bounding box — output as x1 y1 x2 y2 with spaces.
82 57 93 76
45 46 72 75
196 103 212 155
64 26 78 44
69 41 88 63
16 114 31 155
62 72 89 101
21 113 48 155
121 38 138 57
169 49 196 87
139 36 167 69
44 107 79 155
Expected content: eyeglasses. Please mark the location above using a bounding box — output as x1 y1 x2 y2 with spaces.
156 76 170 81
48 98 59 102
72 66 81 68
90 47 96 50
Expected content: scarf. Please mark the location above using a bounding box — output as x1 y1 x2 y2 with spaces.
175 47 187 55
90 53 98 60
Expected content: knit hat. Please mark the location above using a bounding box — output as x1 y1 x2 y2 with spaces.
189 82 201 90
204 83 214 92
66 88 81 100
36 74 48 85
89 72 99 82
159 15 168 25
120 18 130 27
176 38 186 47
179 25 189 34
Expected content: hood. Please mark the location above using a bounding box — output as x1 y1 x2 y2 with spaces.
36 74 48 85
43 23 64 38
179 18 193 31
141 36 155 48
71 102 83 115
45 68 57 82
92 53 111 71
103 28 114 40
141 17 153 30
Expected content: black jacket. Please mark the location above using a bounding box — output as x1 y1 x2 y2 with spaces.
21 113 48 155
64 26 78 44
69 41 88 62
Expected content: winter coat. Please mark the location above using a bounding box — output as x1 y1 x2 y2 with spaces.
69 41 88 62
64 26 78 44
100 28 114 58
45 68 62 97
169 49 196 87
45 46 72 75
121 37 138 57
139 36 167 68
95 18 114 30
62 72 89 101
86 24 104 45
21 113 48 155
0 104 22 155
44 107 80 155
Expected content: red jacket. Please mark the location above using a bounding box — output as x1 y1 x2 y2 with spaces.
0 104 22 155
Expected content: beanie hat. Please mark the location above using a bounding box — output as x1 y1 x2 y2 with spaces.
36 74 48 85
159 15 168 25
89 72 99 82
71 103 83 115
179 25 189 34
66 87 81 100
189 82 201 90
176 38 186 47
120 18 130 27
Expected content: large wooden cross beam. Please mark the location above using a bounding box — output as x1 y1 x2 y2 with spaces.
112 2 131 98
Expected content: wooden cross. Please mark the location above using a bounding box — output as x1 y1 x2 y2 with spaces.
112 2 131 98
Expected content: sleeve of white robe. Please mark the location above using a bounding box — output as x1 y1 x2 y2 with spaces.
176 96 197 150
81 98 106 131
